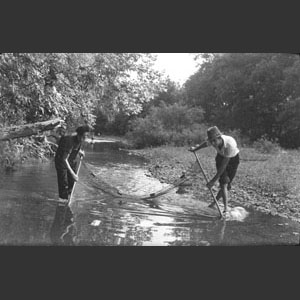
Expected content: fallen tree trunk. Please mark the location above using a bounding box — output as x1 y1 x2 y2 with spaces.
0 118 64 142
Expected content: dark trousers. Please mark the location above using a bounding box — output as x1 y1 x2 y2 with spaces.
55 162 77 200
215 153 240 190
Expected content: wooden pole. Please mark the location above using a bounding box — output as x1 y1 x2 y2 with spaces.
193 152 223 218
61 157 83 222
67 158 82 207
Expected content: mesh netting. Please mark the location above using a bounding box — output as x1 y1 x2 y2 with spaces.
80 161 189 201
74 160 220 219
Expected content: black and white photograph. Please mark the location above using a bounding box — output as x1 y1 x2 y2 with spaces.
1 52 300 246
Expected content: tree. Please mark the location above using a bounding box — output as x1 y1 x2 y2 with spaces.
0 53 95 127
183 53 300 147
140 78 182 117
0 53 166 133
92 53 166 133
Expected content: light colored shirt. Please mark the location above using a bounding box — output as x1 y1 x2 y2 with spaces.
210 134 239 158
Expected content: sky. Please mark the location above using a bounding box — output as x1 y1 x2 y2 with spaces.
152 53 200 85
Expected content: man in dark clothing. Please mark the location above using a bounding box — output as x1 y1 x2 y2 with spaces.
54 125 90 202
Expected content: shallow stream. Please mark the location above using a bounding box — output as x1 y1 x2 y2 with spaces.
0 141 299 246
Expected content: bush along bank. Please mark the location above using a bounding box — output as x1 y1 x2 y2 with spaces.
131 145 300 223
0 137 56 172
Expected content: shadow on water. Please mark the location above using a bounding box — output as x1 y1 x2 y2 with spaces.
0 140 300 245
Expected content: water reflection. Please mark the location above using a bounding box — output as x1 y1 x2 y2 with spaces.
50 204 76 245
68 188 229 246
159 216 227 246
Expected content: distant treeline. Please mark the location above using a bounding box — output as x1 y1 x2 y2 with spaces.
115 53 300 149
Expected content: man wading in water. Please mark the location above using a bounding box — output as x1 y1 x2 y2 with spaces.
189 126 240 215
55 125 90 203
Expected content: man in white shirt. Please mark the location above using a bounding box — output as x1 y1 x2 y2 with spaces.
189 126 240 215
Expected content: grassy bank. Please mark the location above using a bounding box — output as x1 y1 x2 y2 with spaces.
132 145 300 222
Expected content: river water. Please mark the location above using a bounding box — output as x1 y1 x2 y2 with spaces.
0 141 299 246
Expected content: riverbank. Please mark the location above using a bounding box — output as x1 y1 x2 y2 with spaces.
131 145 300 223
0 138 55 172
0 134 131 172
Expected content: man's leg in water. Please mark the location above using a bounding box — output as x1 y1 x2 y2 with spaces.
56 167 69 202
208 184 229 213
221 183 229 213
208 189 223 208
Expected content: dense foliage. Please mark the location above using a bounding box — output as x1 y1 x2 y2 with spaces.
126 102 206 148
0 53 165 130
184 53 300 148
0 53 166 167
